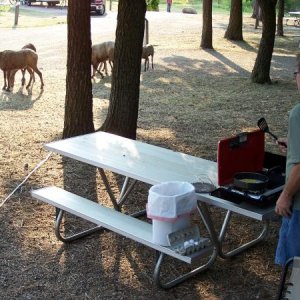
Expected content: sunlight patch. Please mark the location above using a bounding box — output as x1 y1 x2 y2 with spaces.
137 127 176 142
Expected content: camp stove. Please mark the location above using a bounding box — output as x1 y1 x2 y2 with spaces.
210 130 286 207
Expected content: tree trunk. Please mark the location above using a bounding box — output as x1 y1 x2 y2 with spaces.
277 0 284 36
224 0 243 41
254 1 262 20
100 0 146 140
254 2 262 29
63 0 94 138
200 0 213 49
251 0 256 18
251 0 277 84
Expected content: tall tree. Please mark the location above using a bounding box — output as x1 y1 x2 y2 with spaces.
252 0 261 19
253 0 262 29
100 0 146 140
224 0 243 41
201 0 213 49
251 0 257 18
63 0 94 139
277 0 285 36
251 0 278 84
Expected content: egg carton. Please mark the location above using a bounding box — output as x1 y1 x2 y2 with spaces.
167 224 210 256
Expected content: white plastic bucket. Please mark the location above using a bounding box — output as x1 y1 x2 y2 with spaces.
152 215 191 246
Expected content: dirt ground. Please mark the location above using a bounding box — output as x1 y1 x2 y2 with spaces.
1 6 300 300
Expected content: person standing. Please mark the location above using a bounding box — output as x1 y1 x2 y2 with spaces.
167 0 172 13
275 53 300 266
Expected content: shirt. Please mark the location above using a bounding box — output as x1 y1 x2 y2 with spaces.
286 103 300 209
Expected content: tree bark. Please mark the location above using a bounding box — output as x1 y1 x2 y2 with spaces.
277 0 284 36
63 0 94 138
224 0 243 41
251 0 277 84
254 2 262 29
100 0 146 140
200 0 213 49
251 0 256 18
254 1 262 20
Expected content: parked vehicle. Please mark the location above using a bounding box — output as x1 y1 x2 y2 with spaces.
91 0 105 16
24 0 60 6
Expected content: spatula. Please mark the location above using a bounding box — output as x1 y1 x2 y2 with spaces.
257 117 287 148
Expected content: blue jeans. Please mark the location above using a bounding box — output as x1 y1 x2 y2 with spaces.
275 210 300 266
167 3 171 12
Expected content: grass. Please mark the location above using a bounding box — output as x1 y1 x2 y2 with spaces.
0 5 67 27
1 10 300 299
159 0 253 13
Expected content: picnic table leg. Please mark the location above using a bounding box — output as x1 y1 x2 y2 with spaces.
54 174 141 243
117 176 138 207
197 201 220 251
117 177 146 217
54 209 103 243
153 249 218 289
97 169 138 211
152 201 220 289
98 168 119 210
217 210 269 259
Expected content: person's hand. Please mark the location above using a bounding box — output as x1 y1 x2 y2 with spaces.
276 137 287 155
275 191 292 217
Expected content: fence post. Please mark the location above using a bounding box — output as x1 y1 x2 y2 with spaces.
144 18 149 46
14 3 19 26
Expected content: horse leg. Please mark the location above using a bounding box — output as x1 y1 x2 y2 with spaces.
109 60 113 73
7 70 12 90
9 69 17 88
31 67 44 89
97 62 103 73
96 62 105 78
20 69 26 86
27 67 35 83
103 61 108 76
4 70 11 91
5 70 14 91
25 68 34 89
3 70 7 90
27 67 35 84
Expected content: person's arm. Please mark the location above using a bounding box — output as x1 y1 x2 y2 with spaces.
275 163 300 217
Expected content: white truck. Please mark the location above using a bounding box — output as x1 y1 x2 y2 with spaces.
24 0 60 6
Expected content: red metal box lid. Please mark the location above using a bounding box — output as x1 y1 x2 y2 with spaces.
217 130 265 186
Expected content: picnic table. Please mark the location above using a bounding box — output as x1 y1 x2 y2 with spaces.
287 11 300 26
31 131 275 289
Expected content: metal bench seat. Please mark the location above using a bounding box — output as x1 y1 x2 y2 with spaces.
31 186 216 289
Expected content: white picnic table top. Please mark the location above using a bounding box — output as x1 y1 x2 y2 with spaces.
45 131 275 221
289 11 300 16
45 131 217 186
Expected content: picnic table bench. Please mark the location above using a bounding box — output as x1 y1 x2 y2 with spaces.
286 12 300 26
31 132 275 289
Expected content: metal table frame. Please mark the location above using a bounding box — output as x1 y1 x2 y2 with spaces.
54 172 138 243
44 132 275 288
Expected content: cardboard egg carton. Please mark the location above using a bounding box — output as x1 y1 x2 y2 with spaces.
167 224 210 256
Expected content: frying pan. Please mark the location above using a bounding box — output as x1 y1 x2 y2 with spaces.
234 172 269 191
